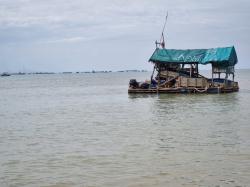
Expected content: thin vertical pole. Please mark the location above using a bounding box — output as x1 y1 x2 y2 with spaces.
190 64 192 78
196 63 199 77
212 65 214 86
158 65 161 88
151 65 155 82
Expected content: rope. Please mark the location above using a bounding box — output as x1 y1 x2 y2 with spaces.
194 87 208 93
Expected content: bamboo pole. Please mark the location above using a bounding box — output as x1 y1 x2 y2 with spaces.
196 63 199 77
158 68 161 87
190 64 192 78
151 65 155 83
211 65 214 86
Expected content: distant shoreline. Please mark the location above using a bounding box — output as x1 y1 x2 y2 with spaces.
2 68 250 76
1 69 149 76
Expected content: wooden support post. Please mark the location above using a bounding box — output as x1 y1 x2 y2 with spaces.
158 65 161 88
190 64 192 78
196 63 199 77
211 65 214 86
151 65 155 82
224 73 228 87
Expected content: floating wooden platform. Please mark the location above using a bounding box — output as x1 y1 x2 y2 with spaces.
128 86 239 94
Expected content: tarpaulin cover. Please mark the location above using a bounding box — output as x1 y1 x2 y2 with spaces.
149 46 237 67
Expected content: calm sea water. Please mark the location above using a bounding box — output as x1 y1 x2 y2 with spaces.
0 70 250 187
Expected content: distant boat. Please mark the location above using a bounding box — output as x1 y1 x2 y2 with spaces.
1 72 11 77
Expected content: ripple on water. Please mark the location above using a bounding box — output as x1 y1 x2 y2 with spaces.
0 72 250 186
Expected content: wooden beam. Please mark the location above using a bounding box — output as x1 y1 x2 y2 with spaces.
211 65 214 85
190 64 192 78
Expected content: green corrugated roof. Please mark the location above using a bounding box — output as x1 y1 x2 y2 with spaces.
149 46 237 67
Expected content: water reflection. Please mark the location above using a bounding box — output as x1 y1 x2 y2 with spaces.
139 92 243 160
128 93 157 99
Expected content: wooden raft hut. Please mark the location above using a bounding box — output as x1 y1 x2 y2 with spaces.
128 46 239 94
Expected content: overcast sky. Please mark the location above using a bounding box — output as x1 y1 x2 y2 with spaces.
0 0 249 72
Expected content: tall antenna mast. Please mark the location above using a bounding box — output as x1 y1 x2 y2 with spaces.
155 12 168 49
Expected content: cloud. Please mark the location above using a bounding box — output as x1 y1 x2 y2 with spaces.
40 36 94 44
0 0 250 72
0 0 167 43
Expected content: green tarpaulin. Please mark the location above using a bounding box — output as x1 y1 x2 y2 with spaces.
149 46 237 67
